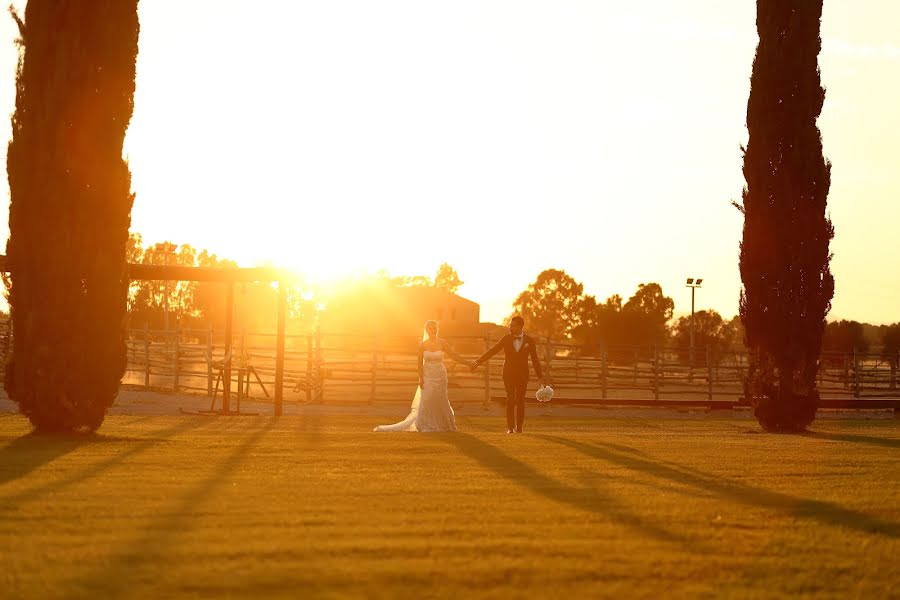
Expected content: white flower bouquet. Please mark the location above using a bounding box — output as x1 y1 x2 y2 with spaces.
535 385 554 403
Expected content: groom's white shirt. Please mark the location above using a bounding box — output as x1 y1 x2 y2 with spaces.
513 334 525 352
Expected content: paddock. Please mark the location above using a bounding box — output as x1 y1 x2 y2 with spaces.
0 410 897 598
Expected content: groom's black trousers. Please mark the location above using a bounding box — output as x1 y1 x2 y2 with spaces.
503 375 528 431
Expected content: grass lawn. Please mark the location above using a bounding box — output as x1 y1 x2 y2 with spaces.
0 412 898 599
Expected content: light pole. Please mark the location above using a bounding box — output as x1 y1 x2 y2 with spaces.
686 277 703 380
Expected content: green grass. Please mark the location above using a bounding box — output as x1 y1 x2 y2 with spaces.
0 413 898 599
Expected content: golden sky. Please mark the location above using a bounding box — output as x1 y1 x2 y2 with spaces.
0 1 898 325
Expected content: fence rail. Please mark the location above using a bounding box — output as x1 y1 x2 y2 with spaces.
114 328 900 408
1 322 897 410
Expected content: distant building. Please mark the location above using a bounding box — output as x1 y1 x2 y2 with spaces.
319 284 489 348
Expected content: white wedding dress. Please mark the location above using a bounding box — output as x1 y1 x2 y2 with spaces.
374 350 458 432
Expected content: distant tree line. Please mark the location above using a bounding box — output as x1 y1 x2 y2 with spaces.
506 268 900 366
821 320 900 367
377 263 464 293
125 233 318 333
6 236 897 362
507 268 741 361
125 235 466 334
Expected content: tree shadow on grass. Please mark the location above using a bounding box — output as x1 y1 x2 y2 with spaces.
801 431 900 450
0 417 168 487
0 432 93 486
539 435 900 539
0 417 213 509
76 417 278 598
440 432 689 546
458 416 650 457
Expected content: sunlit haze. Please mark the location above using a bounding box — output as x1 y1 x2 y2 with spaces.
0 1 898 324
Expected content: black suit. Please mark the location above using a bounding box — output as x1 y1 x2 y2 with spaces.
475 334 543 431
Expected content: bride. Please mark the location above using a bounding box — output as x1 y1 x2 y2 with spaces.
374 320 472 432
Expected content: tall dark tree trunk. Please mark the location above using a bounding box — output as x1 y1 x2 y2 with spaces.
5 2 140 432
739 0 834 432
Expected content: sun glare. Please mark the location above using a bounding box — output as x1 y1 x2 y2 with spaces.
3 4 900 597
108 0 900 324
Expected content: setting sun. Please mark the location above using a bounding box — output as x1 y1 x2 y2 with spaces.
0 2 892 323
2 3 899 598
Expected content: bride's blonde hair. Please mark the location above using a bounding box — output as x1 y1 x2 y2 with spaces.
424 320 439 340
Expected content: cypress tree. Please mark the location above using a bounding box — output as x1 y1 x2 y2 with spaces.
5 2 140 432
738 0 834 432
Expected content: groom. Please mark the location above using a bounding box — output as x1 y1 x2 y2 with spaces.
471 316 545 434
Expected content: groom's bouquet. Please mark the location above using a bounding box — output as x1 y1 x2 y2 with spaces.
535 385 554 403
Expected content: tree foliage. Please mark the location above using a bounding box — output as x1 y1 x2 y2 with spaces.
512 269 584 341
188 249 240 329
671 309 733 365
434 263 463 293
720 316 746 352
511 270 676 355
377 263 464 293
880 323 900 367
821 320 869 354
623 283 674 348
5 2 140 432
392 274 434 287
738 0 834 432
573 294 627 359
124 234 318 333
127 239 201 329
573 284 675 360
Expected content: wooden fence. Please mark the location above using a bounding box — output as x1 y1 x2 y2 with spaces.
111 328 900 408
0 321 895 409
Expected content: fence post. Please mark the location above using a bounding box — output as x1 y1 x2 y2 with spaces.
274 282 286 417
315 329 323 403
483 335 491 409
1 319 10 365
818 356 824 387
206 327 213 396
306 335 313 403
853 349 860 399
544 337 553 387
0 319 9 366
706 346 713 401
222 283 234 414
370 336 378 405
891 352 898 392
600 344 608 399
653 346 659 401
173 329 180 392
633 348 638 385
237 330 246 401
143 323 150 389
688 345 694 385
843 353 850 389
895 355 900 418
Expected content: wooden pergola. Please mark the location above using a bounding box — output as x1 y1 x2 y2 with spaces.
0 256 290 416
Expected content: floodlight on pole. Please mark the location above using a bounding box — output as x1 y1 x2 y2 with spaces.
685 277 704 380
